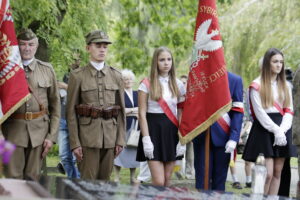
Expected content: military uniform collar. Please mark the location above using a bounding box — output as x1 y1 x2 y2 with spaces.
23 58 34 66
90 61 104 71
87 62 109 76
24 58 37 71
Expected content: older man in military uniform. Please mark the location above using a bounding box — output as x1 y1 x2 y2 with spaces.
2 29 60 180
67 30 125 180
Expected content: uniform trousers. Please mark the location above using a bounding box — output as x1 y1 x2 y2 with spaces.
193 133 230 191
278 158 291 197
78 147 114 180
4 144 43 181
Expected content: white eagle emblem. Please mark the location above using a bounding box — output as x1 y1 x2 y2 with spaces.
195 19 222 52
191 19 222 68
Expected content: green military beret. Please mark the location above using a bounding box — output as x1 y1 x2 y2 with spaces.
17 28 37 40
85 30 112 45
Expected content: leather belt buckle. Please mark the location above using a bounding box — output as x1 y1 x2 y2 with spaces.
25 112 33 120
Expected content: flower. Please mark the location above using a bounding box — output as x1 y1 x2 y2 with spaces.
0 139 15 164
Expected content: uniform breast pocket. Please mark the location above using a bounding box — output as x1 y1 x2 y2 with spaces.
81 87 98 103
38 81 52 101
105 84 119 105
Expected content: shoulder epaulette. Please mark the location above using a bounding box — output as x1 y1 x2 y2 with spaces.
72 67 84 73
109 66 121 74
36 59 53 68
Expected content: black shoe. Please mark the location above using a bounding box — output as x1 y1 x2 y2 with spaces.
232 182 243 189
57 162 66 175
245 182 252 188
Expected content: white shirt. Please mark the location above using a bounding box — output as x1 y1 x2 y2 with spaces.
23 58 34 66
138 76 186 117
125 88 134 105
90 61 104 71
250 77 293 134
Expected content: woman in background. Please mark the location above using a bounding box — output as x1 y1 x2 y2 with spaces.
114 69 139 184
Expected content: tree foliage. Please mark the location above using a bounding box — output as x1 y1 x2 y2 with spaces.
220 0 300 84
110 0 197 76
10 0 300 84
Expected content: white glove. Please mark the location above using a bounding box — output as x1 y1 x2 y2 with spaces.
142 136 154 159
176 142 186 157
273 128 287 146
225 140 237 153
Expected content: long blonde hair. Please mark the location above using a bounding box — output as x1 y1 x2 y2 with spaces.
260 48 290 108
149 46 180 101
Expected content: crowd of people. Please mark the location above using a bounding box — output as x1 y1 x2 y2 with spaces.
1 28 300 198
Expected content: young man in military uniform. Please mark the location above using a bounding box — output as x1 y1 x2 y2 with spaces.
2 29 60 181
67 30 125 180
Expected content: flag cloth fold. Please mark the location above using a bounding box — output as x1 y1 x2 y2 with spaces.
179 0 231 144
0 0 30 124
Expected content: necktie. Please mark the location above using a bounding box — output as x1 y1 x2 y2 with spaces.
24 65 29 79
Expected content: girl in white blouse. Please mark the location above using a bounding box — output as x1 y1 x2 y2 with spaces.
242 48 293 195
136 46 186 186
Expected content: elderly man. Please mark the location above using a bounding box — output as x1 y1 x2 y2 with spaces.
2 29 60 181
67 30 125 180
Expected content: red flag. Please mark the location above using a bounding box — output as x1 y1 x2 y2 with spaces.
0 0 30 124
179 0 231 144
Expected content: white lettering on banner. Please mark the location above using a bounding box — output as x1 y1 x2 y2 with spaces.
187 66 227 99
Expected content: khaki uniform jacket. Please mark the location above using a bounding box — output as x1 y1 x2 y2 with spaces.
292 67 300 147
66 63 125 150
2 59 60 148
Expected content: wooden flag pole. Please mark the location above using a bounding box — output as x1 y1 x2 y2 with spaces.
204 128 210 190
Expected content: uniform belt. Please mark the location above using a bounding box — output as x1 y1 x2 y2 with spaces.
75 104 121 119
10 110 47 120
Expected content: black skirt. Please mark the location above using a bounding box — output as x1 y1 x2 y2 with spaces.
242 113 295 162
136 113 183 162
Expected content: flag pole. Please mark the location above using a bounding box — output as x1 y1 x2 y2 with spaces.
204 128 210 190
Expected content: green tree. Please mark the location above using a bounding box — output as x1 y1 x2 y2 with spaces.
10 0 300 83
220 0 300 85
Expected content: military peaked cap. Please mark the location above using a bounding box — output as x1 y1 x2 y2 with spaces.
17 29 37 40
85 30 112 45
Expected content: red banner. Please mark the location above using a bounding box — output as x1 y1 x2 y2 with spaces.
0 1 30 124
179 0 231 144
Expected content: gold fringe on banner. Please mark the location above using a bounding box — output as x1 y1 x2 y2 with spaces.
0 94 31 125
178 100 232 145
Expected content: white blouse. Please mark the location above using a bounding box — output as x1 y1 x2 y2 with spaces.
138 76 186 117
250 77 293 134
125 88 134 105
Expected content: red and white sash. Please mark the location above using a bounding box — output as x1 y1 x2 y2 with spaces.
217 101 244 134
217 113 231 134
249 82 294 119
142 78 179 127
